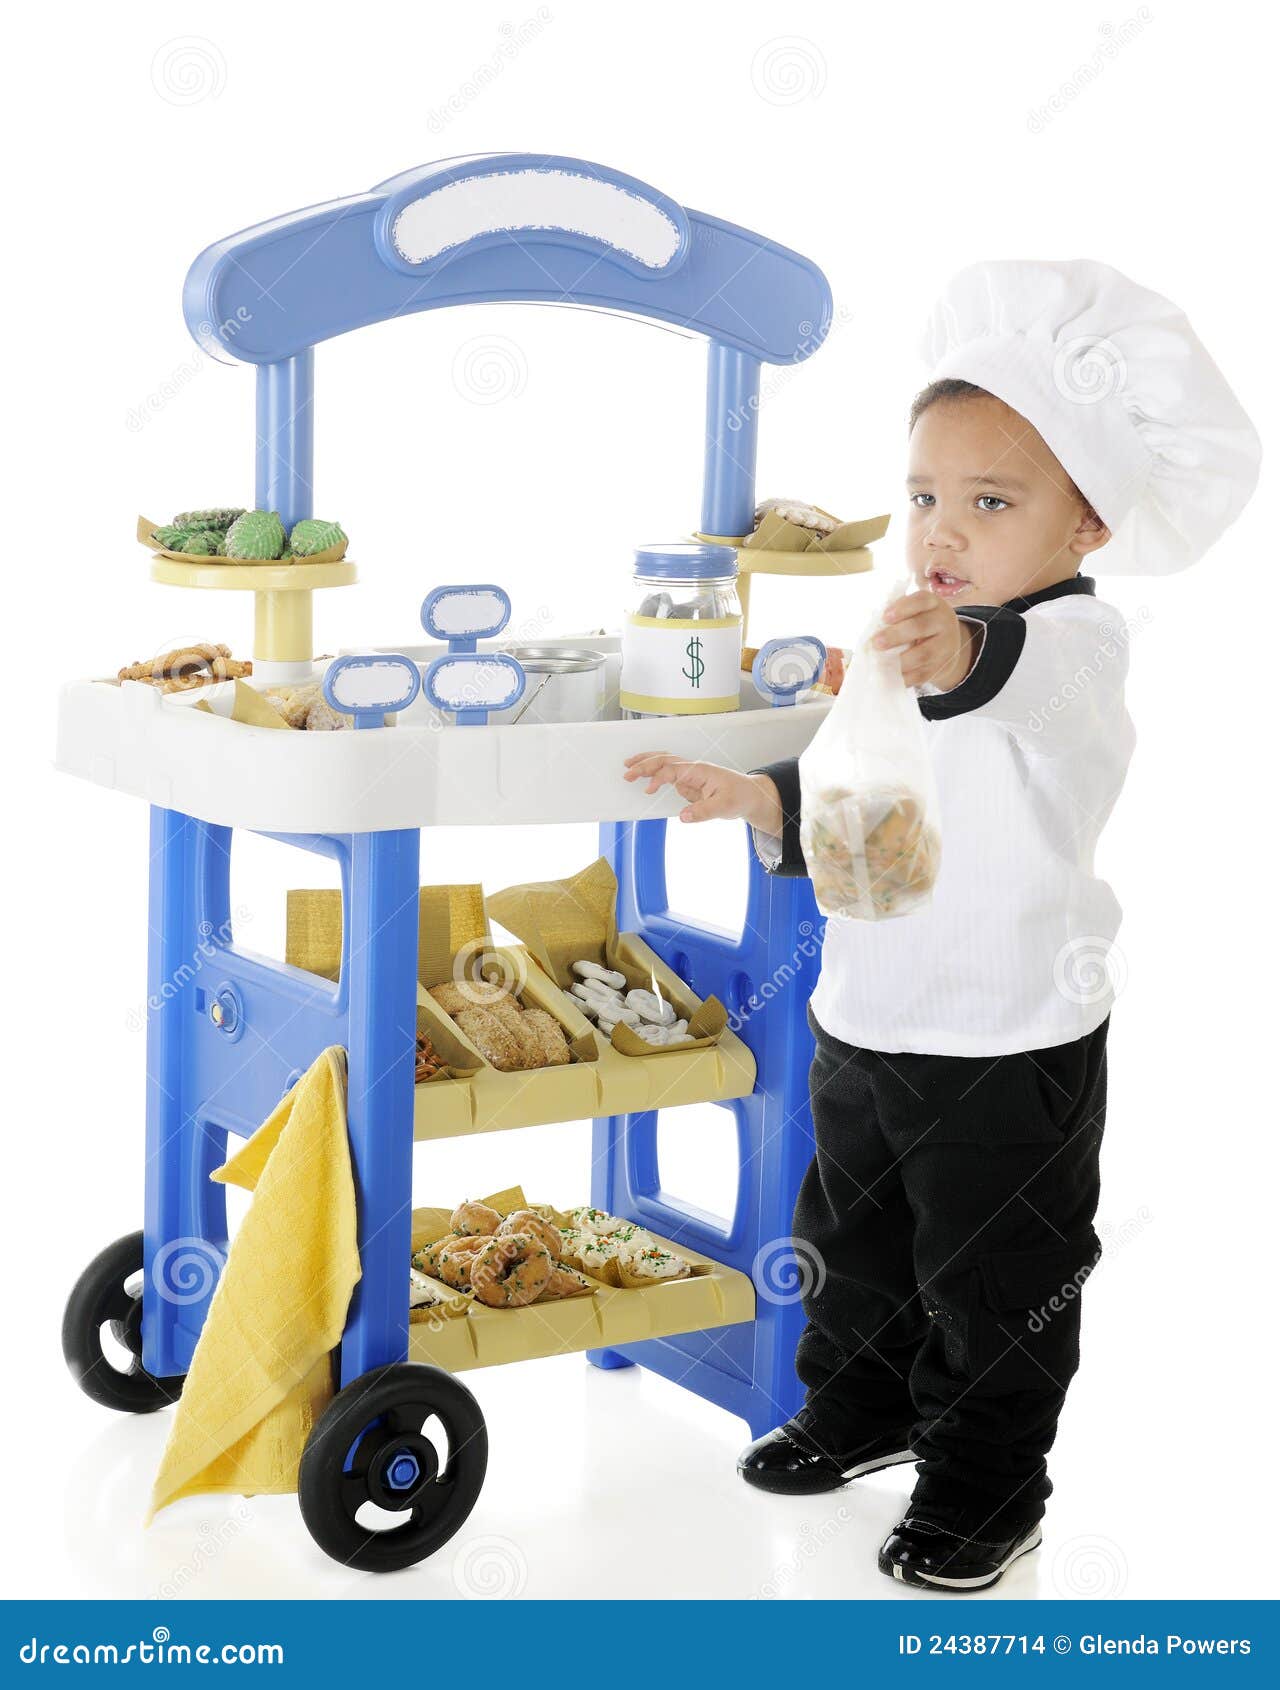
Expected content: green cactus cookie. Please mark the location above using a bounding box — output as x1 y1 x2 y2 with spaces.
154 524 196 551
288 518 347 557
181 531 222 556
171 508 246 532
225 509 286 561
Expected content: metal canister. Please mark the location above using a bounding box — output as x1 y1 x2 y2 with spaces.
505 646 606 725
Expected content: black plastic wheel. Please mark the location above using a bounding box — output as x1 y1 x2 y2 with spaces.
62 1231 185 1413
299 1362 487 1572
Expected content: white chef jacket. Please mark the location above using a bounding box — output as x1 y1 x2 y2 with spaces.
752 577 1136 1057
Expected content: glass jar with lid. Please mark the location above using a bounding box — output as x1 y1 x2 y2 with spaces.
619 542 742 719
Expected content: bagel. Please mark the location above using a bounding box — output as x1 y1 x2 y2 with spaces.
498 1208 562 1260
450 1201 503 1236
435 1233 490 1290
470 1232 554 1308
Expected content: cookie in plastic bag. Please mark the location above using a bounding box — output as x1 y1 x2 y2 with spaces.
799 591 941 921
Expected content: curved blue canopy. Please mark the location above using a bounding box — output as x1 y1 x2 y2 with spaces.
184 153 833 367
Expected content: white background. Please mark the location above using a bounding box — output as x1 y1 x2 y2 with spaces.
7 0 1275 1602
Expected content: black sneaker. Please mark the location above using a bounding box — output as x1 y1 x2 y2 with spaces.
878 1513 1043 1590
738 1418 915 1496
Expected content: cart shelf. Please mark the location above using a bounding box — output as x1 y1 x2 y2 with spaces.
414 1020 756 1140
56 643 830 832
414 940 757 1139
407 1216 755 1374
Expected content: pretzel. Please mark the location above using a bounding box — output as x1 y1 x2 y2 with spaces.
118 643 253 690
414 1031 444 1084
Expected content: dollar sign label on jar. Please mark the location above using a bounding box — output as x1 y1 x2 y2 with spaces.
620 614 742 714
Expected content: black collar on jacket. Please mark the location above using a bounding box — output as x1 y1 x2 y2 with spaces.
1002 575 1096 614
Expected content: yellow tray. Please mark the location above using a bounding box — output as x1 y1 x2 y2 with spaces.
149 555 357 591
696 517 885 577
412 944 756 1140
732 545 875 577
406 1216 755 1373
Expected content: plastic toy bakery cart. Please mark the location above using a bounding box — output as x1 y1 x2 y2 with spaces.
57 155 857 1572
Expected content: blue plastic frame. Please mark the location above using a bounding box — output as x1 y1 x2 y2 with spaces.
586 819 824 1437
137 153 833 1451
142 815 421 1388
189 153 830 537
184 153 831 370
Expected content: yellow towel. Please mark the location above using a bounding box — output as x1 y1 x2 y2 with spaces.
148 1046 360 1520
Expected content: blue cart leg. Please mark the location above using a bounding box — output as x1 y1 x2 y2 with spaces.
588 819 822 1439
338 828 421 1387
142 812 420 1386
587 1347 636 1370
143 808 230 1378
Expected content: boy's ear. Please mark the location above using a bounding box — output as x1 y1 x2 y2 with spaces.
1071 506 1111 558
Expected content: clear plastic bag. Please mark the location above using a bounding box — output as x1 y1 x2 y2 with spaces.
798 592 941 921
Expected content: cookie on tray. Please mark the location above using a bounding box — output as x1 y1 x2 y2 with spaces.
536 1264 595 1302
522 1007 572 1066
454 1006 524 1071
429 979 508 1017
616 1246 692 1288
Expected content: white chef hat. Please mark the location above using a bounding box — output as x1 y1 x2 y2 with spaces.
921 260 1261 574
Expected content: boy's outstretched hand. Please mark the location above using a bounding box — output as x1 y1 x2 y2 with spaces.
874 590 976 692
623 754 783 834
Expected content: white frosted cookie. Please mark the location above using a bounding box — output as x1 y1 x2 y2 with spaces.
409 1267 453 1307
608 1223 657 1258
578 1234 623 1282
754 497 838 536
572 960 627 991
616 1246 692 1288
566 1205 622 1236
624 989 677 1027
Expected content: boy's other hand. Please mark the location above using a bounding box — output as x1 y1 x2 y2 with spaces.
874 590 976 692
623 753 783 833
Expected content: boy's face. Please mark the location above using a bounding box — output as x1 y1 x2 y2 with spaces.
905 394 1109 608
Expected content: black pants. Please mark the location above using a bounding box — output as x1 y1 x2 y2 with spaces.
794 1005 1107 1532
